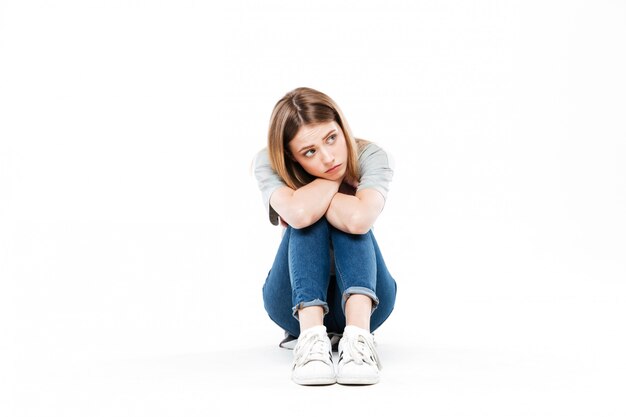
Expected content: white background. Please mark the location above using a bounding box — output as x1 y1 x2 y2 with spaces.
1 1 625 416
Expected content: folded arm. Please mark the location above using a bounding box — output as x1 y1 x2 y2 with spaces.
325 188 385 235
269 178 341 229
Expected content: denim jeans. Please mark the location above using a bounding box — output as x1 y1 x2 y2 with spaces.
262 217 397 338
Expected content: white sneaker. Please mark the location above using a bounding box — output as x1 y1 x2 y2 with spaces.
291 325 336 385
336 325 382 385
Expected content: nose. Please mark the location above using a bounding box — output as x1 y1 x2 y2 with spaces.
319 147 334 164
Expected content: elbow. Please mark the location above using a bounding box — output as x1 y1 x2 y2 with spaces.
344 213 372 235
288 207 316 229
346 224 371 235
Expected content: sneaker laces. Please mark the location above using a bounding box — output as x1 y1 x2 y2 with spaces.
293 331 332 368
343 333 383 370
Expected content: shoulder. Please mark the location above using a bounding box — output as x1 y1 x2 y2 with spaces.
357 142 394 171
252 147 284 226
252 147 277 180
252 147 270 169
252 147 285 194
358 141 386 158
355 140 394 199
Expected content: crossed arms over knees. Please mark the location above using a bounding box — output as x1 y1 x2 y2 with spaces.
270 179 384 234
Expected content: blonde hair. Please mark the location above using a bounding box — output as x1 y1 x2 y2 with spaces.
267 87 365 189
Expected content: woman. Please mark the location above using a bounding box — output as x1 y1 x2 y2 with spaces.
253 87 397 385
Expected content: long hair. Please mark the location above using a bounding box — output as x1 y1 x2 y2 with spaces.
267 87 364 189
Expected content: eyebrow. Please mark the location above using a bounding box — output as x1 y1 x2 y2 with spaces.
297 129 337 153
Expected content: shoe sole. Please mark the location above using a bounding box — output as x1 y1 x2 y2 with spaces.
292 376 336 386
336 376 379 385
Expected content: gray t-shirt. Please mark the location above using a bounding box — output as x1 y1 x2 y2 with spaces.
253 142 394 226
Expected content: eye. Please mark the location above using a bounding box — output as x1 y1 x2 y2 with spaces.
326 134 337 144
304 149 316 158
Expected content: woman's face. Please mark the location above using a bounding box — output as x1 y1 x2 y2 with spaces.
288 120 348 181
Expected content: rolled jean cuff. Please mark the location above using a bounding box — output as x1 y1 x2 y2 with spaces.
342 286 380 315
292 299 329 320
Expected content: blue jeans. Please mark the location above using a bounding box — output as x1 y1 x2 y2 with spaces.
262 217 397 338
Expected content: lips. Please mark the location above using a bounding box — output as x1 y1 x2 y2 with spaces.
325 164 342 173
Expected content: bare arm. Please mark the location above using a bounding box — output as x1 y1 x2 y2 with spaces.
269 178 341 229
325 188 385 235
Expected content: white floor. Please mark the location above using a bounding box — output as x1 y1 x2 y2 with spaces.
2 210 625 417
11 339 624 417
4 275 625 416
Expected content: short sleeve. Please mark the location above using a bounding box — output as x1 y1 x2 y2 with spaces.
356 143 394 200
252 148 285 226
